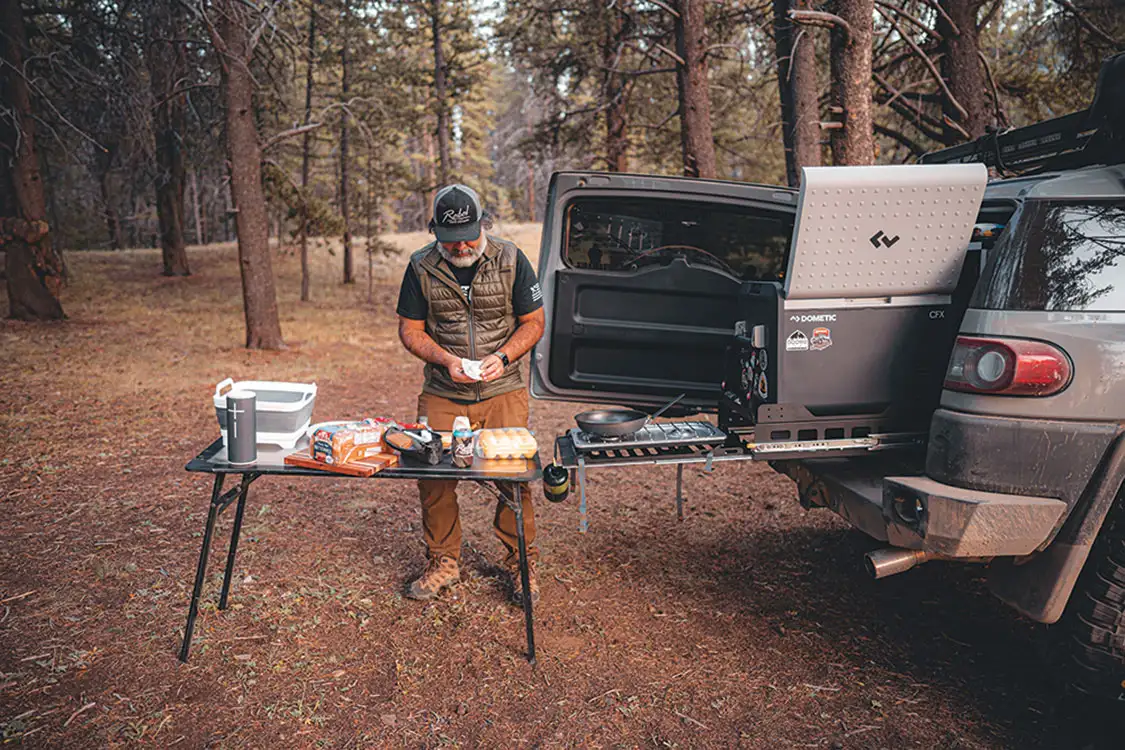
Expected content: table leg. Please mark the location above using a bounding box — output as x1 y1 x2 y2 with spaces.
676 463 684 522
511 483 536 666
218 473 252 610
179 474 226 663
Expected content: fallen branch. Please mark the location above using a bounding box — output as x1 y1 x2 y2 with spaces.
63 702 96 728
1 590 37 604
673 710 710 730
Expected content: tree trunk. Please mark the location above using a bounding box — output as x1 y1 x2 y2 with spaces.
524 107 536 220
603 9 630 172
223 179 232 242
340 4 353 285
190 168 203 244
366 144 373 304
299 6 316 301
0 0 64 320
145 8 190 276
430 0 452 186
212 0 284 349
673 0 717 178
423 130 436 222
773 0 821 186
938 0 990 143
828 0 875 165
101 173 123 250
526 160 536 222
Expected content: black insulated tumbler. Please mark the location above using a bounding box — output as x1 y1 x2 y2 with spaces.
226 390 257 465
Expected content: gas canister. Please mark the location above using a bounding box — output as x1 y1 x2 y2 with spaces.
542 463 570 503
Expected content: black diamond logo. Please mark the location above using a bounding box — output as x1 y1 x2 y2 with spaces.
869 230 901 248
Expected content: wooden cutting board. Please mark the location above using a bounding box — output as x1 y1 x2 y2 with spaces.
284 451 399 477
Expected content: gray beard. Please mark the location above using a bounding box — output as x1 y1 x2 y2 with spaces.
438 231 487 268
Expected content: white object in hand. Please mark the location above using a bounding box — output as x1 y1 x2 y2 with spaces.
461 358 484 381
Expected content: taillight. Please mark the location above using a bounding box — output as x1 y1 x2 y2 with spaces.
944 336 1072 396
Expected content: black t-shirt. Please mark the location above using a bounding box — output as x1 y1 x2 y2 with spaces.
396 248 544 320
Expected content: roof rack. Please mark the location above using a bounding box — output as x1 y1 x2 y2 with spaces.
920 51 1124 176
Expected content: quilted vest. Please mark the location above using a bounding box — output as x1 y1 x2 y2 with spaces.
410 235 524 401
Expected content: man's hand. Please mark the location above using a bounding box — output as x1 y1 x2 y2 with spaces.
447 357 476 384
479 353 505 382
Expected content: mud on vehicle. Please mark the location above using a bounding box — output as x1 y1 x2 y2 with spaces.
532 52 1125 699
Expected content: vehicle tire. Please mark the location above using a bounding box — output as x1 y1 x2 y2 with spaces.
1063 487 1125 701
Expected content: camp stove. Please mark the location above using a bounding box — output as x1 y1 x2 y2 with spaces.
557 420 747 533
569 421 727 452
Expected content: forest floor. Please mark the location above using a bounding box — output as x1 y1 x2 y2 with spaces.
0 225 1120 749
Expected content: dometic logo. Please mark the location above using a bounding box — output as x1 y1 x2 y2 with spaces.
442 206 472 224
869 230 901 248
786 330 809 352
790 314 836 323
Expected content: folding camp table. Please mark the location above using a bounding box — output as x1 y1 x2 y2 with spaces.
179 438 543 664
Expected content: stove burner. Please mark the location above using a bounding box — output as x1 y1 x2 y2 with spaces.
570 421 727 452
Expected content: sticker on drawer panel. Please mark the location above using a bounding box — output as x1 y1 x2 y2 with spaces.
786 330 809 352
810 327 833 351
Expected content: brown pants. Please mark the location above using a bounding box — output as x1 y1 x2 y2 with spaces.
416 388 537 564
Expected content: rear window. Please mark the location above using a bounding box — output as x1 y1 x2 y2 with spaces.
973 200 1125 311
562 196 794 282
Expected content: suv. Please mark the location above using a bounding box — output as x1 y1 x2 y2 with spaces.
531 53 1125 698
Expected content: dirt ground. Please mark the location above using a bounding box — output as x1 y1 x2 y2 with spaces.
0 230 1119 748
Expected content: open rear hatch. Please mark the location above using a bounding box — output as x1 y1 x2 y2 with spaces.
531 172 798 413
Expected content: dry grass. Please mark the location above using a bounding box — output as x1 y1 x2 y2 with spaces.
0 222 543 411
293 220 544 278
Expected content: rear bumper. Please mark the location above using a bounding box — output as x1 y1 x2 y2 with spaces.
781 459 1066 558
783 410 1125 624
882 475 1066 557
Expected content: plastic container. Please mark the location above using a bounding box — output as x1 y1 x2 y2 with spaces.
213 378 317 449
474 427 538 459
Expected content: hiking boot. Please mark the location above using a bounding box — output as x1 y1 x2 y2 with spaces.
406 555 460 600
505 558 540 606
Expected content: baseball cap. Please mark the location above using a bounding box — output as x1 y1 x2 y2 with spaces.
431 184 482 243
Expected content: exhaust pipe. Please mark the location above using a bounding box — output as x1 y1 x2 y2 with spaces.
864 548 930 579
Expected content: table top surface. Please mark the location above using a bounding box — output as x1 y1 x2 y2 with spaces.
186 437 542 482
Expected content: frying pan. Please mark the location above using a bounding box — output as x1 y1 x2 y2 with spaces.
575 393 686 438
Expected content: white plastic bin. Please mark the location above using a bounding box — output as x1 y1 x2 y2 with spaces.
213 378 317 449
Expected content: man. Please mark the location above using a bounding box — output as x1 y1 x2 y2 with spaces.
396 183 546 604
